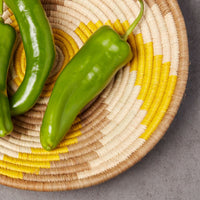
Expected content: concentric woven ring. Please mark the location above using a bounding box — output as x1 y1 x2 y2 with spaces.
0 0 188 191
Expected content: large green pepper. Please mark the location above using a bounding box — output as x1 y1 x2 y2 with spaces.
0 0 16 136
4 0 56 116
40 0 144 151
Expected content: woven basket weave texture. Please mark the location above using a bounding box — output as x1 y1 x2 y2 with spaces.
0 0 188 191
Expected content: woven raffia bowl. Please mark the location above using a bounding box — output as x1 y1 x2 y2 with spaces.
1 0 188 191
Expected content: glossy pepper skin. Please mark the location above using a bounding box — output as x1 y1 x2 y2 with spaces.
0 20 16 136
40 0 144 151
4 0 56 116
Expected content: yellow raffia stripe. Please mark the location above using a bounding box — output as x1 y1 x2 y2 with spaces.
122 20 138 72
65 130 82 139
21 46 26 75
95 20 104 28
141 55 163 110
134 33 145 86
3 155 51 168
58 138 78 147
75 21 104 42
140 75 177 140
0 168 23 179
137 42 154 100
54 28 79 54
142 62 171 126
105 20 115 29
18 152 60 161
75 27 88 43
31 146 68 155
0 160 40 175
14 43 25 86
158 76 177 110
87 21 98 33
9 15 19 31
113 19 125 35
78 22 93 38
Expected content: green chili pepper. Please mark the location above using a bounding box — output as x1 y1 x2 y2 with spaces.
40 0 144 151
4 0 56 116
0 0 16 136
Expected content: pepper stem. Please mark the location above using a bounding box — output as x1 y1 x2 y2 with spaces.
0 0 3 22
122 0 144 41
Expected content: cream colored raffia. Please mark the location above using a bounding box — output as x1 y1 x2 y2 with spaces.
0 0 188 191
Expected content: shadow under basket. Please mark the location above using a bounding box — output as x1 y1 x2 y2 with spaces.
1 0 188 191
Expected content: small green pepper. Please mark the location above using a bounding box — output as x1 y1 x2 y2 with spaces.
4 0 56 116
40 0 144 151
0 0 16 136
